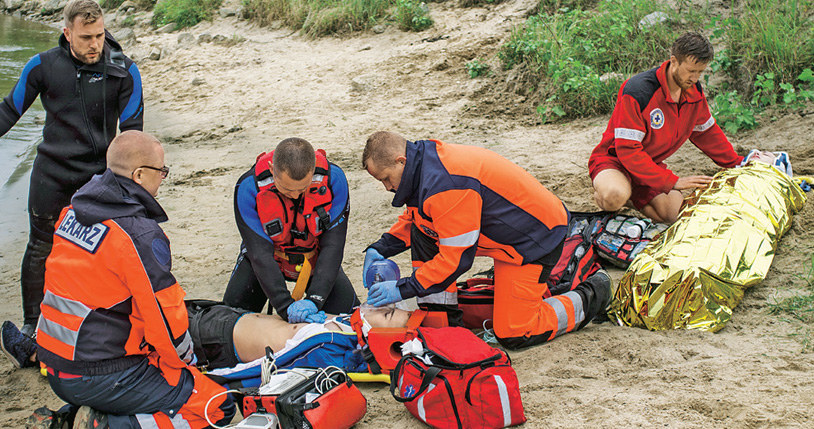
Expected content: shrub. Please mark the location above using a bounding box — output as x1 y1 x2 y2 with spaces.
499 0 704 121
710 68 813 134
710 90 758 134
393 0 432 32
151 0 223 29
466 59 491 78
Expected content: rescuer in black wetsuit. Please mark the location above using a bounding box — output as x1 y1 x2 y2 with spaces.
0 0 144 336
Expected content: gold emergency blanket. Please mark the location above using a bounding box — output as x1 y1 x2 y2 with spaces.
608 162 807 332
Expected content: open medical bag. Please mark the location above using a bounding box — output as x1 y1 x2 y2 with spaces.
241 367 366 429
390 327 525 429
592 213 667 268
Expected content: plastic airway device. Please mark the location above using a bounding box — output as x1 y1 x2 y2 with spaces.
365 259 400 287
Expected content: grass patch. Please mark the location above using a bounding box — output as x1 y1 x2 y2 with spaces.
709 0 814 94
498 0 705 122
241 0 402 36
497 0 811 125
151 0 223 29
703 0 814 133
769 253 814 351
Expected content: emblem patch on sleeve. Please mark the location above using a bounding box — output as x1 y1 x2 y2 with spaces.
650 108 665 129
54 209 109 253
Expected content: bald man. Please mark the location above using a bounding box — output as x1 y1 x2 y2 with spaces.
35 131 235 428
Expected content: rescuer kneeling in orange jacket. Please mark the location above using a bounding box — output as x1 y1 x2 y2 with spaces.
361 131 611 349
35 131 235 427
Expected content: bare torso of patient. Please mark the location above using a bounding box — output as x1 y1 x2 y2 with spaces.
231 307 411 363
232 313 343 362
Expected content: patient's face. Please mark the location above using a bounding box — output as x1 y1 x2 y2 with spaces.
362 307 411 328
749 150 776 165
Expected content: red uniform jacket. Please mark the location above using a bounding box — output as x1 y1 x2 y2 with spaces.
589 60 742 193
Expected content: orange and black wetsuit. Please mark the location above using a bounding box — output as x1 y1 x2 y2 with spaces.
370 140 607 349
36 170 233 428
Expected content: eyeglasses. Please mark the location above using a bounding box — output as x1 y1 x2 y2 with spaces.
136 165 170 178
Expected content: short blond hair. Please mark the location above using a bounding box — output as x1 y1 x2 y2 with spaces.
362 131 407 169
64 0 103 28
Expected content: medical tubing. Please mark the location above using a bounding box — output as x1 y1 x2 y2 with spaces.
204 389 242 429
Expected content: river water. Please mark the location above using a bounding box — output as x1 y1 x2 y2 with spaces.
0 14 58 253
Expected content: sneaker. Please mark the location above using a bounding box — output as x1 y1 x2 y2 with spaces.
25 407 57 429
588 269 613 324
1 321 37 368
73 406 109 429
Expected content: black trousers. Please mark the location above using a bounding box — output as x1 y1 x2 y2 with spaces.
21 165 79 325
223 246 359 315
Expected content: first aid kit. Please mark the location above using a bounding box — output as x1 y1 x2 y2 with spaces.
391 327 525 429
593 214 667 268
240 367 366 429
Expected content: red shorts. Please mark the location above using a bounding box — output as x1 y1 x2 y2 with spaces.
588 155 664 210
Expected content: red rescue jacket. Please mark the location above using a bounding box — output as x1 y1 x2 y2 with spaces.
254 149 333 253
589 60 742 193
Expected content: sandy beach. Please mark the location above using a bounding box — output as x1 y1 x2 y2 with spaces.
1 0 813 426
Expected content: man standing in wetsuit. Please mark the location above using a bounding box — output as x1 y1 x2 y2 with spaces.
0 0 143 337
223 138 359 323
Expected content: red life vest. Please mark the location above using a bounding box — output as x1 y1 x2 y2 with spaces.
254 149 333 256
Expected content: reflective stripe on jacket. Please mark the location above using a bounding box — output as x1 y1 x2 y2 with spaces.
371 140 569 299
589 60 742 193
36 170 192 382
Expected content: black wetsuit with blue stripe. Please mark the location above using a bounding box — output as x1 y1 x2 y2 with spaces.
0 31 143 326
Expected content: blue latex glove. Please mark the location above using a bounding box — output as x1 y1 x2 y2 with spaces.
362 248 386 289
305 311 326 324
287 299 318 323
366 280 402 307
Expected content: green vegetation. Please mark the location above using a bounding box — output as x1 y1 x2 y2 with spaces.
241 0 391 36
769 253 814 351
151 0 223 29
704 0 814 133
498 0 703 122
99 0 127 9
535 0 597 14
101 0 156 9
393 0 432 32
495 0 812 125
712 68 814 133
466 59 491 78
709 0 813 93
120 15 136 27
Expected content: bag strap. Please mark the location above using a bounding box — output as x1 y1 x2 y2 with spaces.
390 357 442 403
